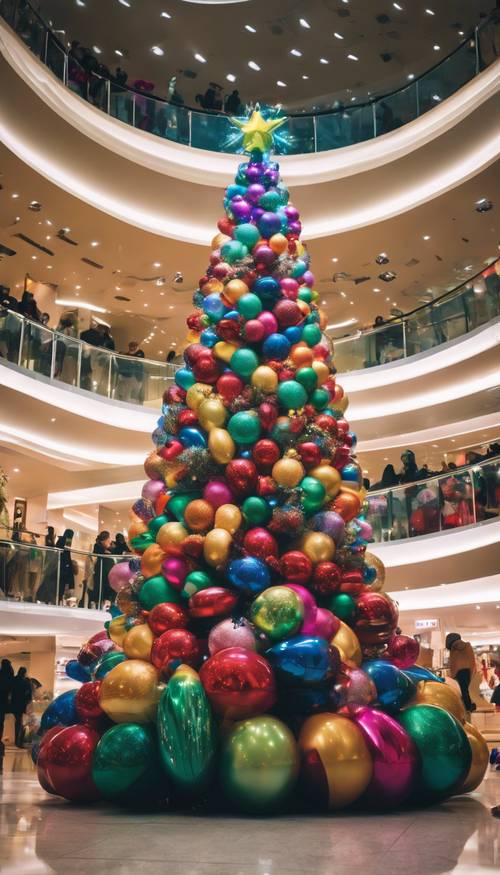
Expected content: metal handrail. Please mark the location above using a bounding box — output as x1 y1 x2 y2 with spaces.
367 454 500 498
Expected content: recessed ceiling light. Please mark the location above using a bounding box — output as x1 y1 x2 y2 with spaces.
226 73 236 82
76 0 85 6
347 53 358 61
340 291 347 298
75 284 81 290
432 93 441 101
160 11 171 18
194 52 207 63
118 0 131 6
50 417 56 422
13 468 20 473
458 30 464 36
144 303 149 307
433 44 440 51
407 73 415 80
299 18 310 28
277 80 287 87
333 32 343 39
476 605 481 610
47 265 53 269
373 287 380 292
245 24 256 32
92 45 101 54
393 2 403 8
90 240 99 247
302 74 309 79
248 60 260 70
151 46 164 55
153 262 161 268
425 8 435 15
332 257 338 262
115 49 124 56
31 255 37 260
422 234 431 240
11 193 19 198
319 57 329 64
290 48 302 56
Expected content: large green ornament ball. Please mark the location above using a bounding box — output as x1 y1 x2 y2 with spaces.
220 715 299 812
310 388 330 411
228 410 261 444
221 240 248 264
397 704 472 800
297 288 313 304
300 476 326 509
237 293 262 320
92 723 161 803
182 570 214 599
302 324 322 347
148 514 169 538
233 223 260 249
230 348 259 380
242 496 272 526
329 592 356 622
139 576 182 610
295 367 318 393
250 585 304 642
92 650 127 680
168 493 196 522
277 380 308 411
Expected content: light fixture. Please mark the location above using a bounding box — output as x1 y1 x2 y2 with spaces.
319 57 329 64
245 24 256 32
290 48 302 56
333 32 343 39
194 52 207 63
160 11 171 18
248 60 260 70
115 49 124 56
433 44 440 51
277 80 287 87
11 193 19 198
326 317 358 330
76 0 85 6
393 2 403 8
373 287 380 292
55 298 108 313
458 30 464 36
302 74 309 79
476 605 481 610
226 73 236 82
151 46 164 56
347 53 358 61
92 45 102 54
31 255 37 260
90 240 99 247
299 18 310 28
153 262 161 267
425 8 435 15
422 234 431 240
118 0 131 6
407 73 415 80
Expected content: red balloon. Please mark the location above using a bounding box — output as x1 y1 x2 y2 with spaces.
331 491 361 522
333 446 351 470
75 681 105 726
336 418 350 437
243 527 279 560
339 568 366 596
256 475 277 498
244 319 266 343
311 561 341 596
273 299 302 328
188 586 238 619
184 343 206 366
216 372 244 404
37 726 64 794
315 415 338 436
217 216 235 236
258 401 278 432
252 439 281 471
151 628 200 677
297 441 322 468
164 385 186 405
159 439 183 462
147 601 189 636
200 647 276 719
40 724 101 802
213 261 231 280
280 550 313 585
354 592 399 645
78 636 114 667
217 318 241 343
193 353 221 385
177 409 198 428
387 634 420 669
312 343 329 361
225 459 258 496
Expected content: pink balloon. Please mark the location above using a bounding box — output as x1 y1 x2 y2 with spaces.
208 618 256 655
141 479 165 502
257 311 278 337
108 562 136 594
203 479 234 510
357 520 373 542
313 607 340 640
161 556 188 589
285 584 317 635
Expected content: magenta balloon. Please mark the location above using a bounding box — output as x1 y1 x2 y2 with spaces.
336 666 377 708
357 520 373 542
208 618 256 655
348 705 418 807
313 607 340 640
256 311 278 337
108 562 135 594
285 584 317 635
203 479 234 510
161 556 189 589
141 480 165 503
279 277 299 300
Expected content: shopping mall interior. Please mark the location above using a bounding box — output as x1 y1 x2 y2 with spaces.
0 0 499 872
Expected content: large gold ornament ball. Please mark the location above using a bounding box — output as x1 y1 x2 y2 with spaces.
214 503 242 534
122 624 154 662
99 660 161 723
251 365 278 394
156 521 188 555
332 620 362 667
203 527 232 567
224 278 249 304
310 464 341 498
209 428 236 464
272 457 305 488
184 499 215 533
459 722 489 793
300 531 335 564
412 680 466 724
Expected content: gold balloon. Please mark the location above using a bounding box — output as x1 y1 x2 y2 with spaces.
318 308 328 331
156 521 188 555
209 428 236 464
214 503 242 534
204 527 232 567
140 543 166 579
272 457 305 488
310 464 341 498
251 365 278 394
213 341 239 363
300 531 335 564
108 614 128 646
99 659 161 724
411 680 466 723
224 278 249 304
332 620 362 667
299 713 373 809
165 465 186 489
459 722 489 793
186 329 201 344
198 397 227 430
364 551 385 592
128 519 149 545
211 232 231 251
186 382 213 412
311 360 330 385
201 277 224 295
116 583 138 617
269 233 288 254
337 394 349 414
144 451 168 481
184 499 215 533
297 300 310 318
295 241 305 257
123 624 154 661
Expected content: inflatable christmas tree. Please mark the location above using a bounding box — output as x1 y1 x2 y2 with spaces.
37 111 488 811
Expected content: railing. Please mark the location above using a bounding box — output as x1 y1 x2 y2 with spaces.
0 538 134 610
0 0 498 155
365 456 500 542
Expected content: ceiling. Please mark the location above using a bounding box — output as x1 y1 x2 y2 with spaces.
38 0 487 110
1 142 498 357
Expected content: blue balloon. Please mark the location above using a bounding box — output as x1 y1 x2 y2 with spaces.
65 659 91 683
362 660 416 713
200 327 218 347
224 309 240 321
284 325 303 345
175 367 196 391
266 636 337 686
340 463 361 485
363 565 377 584
262 333 291 361
258 211 282 238
179 427 207 449
402 665 444 684
347 431 357 449
40 690 78 734
226 184 247 199
227 556 270 596
203 293 226 323
252 276 281 306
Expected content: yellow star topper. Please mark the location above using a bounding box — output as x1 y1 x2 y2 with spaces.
230 109 286 155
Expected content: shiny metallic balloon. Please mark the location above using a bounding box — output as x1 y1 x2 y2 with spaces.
266 635 339 687
411 680 466 724
200 647 276 720
40 690 78 734
99 659 161 724
362 660 416 713
335 666 377 708
39 724 101 802
459 722 489 793
331 620 362 667
92 723 162 803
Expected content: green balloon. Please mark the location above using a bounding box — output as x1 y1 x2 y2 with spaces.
168 493 198 522
329 592 356 622
242 496 272 526
158 665 216 795
250 585 304 642
259 190 281 211
300 476 325 507
277 380 308 411
182 570 214 599
297 288 313 304
92 723 162 803
148 513 169 538
220 716 299 812
230 348 259 380
130 532 155 552
310 387 330 411
228 410 261 444
295 367 317 393
221 240 248 265
139 576 182 610
237 293 262 320
302 323 322 347
92 650 127 680
234 223 260 248
397 704 472 800
291 259 307 278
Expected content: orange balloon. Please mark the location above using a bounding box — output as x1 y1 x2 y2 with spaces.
297 300 311 317
290 345 314 367
155 492 169 516
184 499 215 533
224 279 249 304
269 233 288 254
331 490 361 522
128 519 148 543
144 451 166 481
318 308 328 331
140 543 166 579
201 278 224 296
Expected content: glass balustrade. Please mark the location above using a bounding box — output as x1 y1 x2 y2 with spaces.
0 0 497 155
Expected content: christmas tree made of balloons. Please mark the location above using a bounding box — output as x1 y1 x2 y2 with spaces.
37 111 488 812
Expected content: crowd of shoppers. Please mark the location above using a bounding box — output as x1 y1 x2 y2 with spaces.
368 444 500 491
0 660 33 749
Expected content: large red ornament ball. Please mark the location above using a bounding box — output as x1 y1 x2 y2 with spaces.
147 601 189 636
75 681 105 726
256 475 277 497
252 439 281 471
353 592 399 645
386 634 420 669
280 550 313 585
243 527 279 560
244 319 266 343
297 441 322 468
193 353 221 385
184 343 206 366
151 628 200 677
37 726 64 794
188 587 238 620
217 372 244 404
217 318 241 343
78 634 114 667
339 569 365 596
336 418 349 437
225 459 258 496
165 385 186 405
159 439 183 462
218 216 235 236
311 562 342 596
199 647 276 720
177 409 198 428
315 415 338 436
38 724 101 802
273 299 302 328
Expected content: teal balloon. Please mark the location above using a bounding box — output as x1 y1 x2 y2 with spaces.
397 705 472 800
148 514 169 538
175 368 195 391
181 570 214 599
242 496 272 526
259 190 281 211
237 293 262 320
92 651 127 680
168 493 198 522
310 387 330 410
297 288 313 304
295 367 317 393
329 592 356 622
230 348 259 379
228 411 261 444
302 324 322 347
234 223 260 248
92 723 162 804
291 259 307 278
221 240 248 264
139 576 182 610
158 666 216 795
277 380 308 411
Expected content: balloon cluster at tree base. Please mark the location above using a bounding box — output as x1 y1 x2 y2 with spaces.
36 112 488 814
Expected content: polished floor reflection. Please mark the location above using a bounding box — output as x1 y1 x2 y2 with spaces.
1 748 499 875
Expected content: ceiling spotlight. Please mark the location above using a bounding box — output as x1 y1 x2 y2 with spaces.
301 74 309 79
375 252 389 265
245 24 256 32
373 287 380 292
29 201 42 211
277 80 287 87
422 234 431 240
153 261 161 268
118 0 131 6
290 48 302 56
248 60 260 71
393 2 403 8
226 73 236 82
425 8 435 14
115 49 124 56
319 57 329 64
194 52 206 63
12 468 20 473
90 240 99 247
333 32 344 39
379 270 397 282
299 18 310 28
92 45 102 54
160 11 171 18
407 72 415 80
76 0 85 6
433 44 440 51
151 45 164 55
475 198 493 213
11 193 19 198
347 53 358 61
458 30 464 36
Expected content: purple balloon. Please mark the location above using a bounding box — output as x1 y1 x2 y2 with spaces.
246 183 265 204
263 168 279 186
285 584 318 635
108 561 136 594
246 165 262 183
258 212 282 238
208 617 256 655
347 705 418 807
357 520 373 542
313 608 339 640
141 479 165 503
162 556 189 589
302 270 315 287
288 220 302 236
132 498 154 522
311 511 345 544
284 204 299 221
251 207 265 223
203 479 234 510
254 245 276 266
231 199 252 222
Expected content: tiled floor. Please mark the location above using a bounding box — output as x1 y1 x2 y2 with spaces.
1 748 499 875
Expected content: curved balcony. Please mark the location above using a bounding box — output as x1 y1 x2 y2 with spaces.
0 0 498 156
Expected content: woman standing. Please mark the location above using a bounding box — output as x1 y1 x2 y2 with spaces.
93 531 114 607
112 533 129 555
0 659 14 742
11 667 32 748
